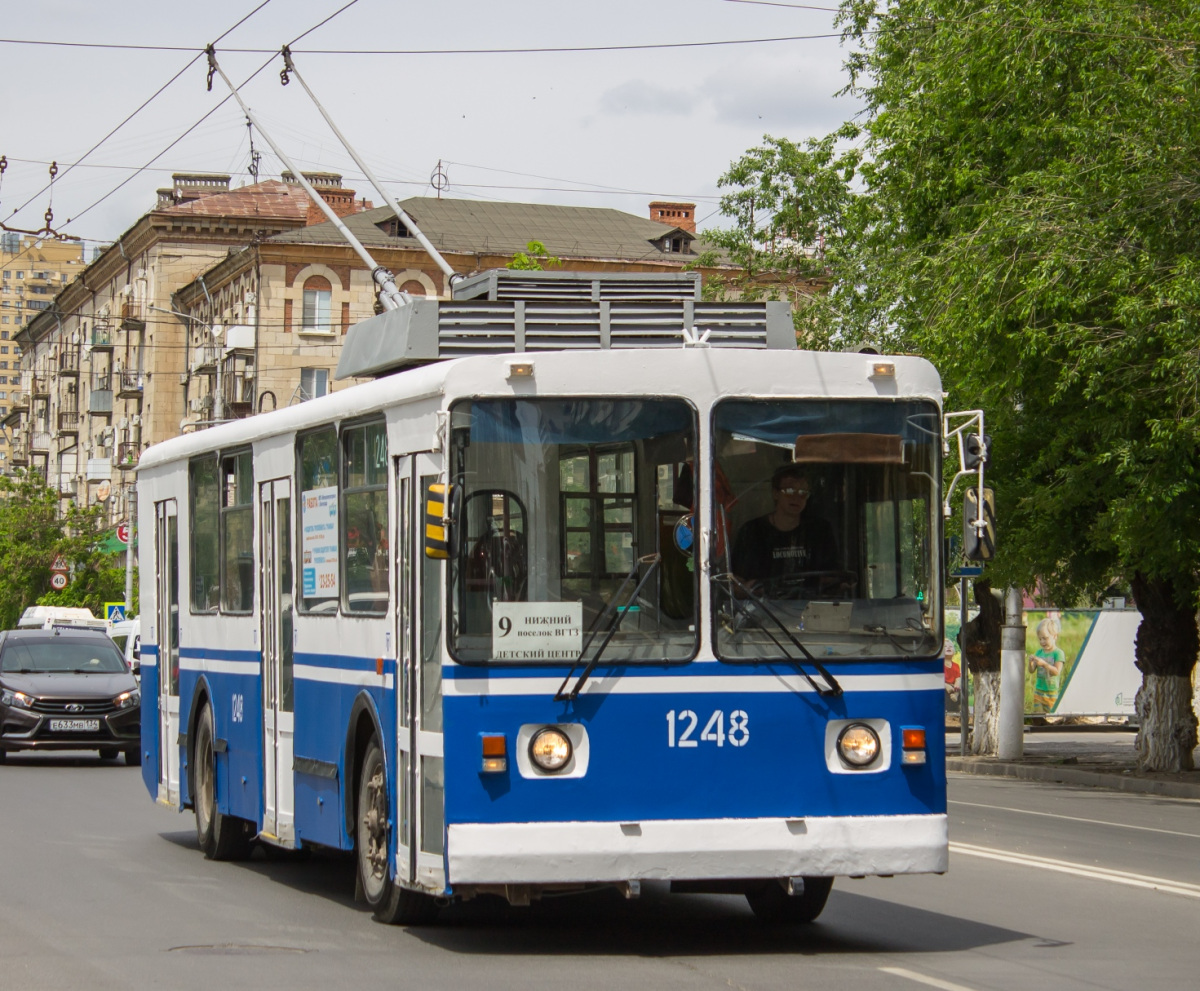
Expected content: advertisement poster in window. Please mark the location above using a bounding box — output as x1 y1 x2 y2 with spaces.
301 485 339 598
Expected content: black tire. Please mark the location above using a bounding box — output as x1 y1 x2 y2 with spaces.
124 745 142 767
99 747 120 761
193 703 253 861
746 876 833 924
0 749 7 764
356 739 438 925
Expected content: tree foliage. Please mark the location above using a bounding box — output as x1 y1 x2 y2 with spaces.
0 471 134 627
507 240 562 271
711 1 1200 765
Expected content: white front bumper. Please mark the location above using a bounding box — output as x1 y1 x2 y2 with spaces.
447 813 948 885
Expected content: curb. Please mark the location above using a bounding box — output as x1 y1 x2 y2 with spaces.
946 757 1200 800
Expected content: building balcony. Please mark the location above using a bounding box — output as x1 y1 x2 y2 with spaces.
58 477 78 498
115 441 140 471
0 406 24 429
58 350 81 376
31 377 49 398
10 450 29 467
30 430 52 453
89 390 114 415
57 410 80 434
89 327 115 351
10 391 29 412
116 371 143 399
191 344 218 374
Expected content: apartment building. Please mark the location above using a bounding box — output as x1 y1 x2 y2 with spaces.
171 196 716 423
0 234 85 476
9 173 370 523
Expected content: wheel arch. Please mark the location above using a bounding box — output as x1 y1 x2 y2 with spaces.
343 691 387 842
184 675 215 810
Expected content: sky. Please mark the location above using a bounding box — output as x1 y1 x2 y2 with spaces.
0 0 861 253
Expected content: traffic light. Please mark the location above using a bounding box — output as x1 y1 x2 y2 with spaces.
964 433 990 470
963 487 996 561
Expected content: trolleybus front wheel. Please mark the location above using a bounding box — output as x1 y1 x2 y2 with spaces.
356 739 439 925
193 702 254 861
746 876 833 924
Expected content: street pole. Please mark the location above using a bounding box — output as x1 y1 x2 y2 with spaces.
212 324 224 423
998 586 1026 758
960 576 969 756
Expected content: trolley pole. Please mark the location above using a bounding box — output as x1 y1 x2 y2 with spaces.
959 576 969 756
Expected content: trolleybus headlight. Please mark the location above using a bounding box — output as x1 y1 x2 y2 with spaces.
528 726 573 772
837 722 881 767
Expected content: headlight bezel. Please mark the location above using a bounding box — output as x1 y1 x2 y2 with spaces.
836 722 882 768
114 689 140 711
528 725 573 773
1 688 36 709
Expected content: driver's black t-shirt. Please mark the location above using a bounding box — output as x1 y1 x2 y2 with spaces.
731 514 838 586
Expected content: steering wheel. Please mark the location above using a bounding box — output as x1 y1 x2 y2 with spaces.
762 570 858 600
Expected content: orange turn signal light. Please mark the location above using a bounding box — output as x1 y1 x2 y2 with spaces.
481 734 507 773
902 727 926 750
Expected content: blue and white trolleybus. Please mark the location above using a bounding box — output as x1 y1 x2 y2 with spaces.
138 272 950 924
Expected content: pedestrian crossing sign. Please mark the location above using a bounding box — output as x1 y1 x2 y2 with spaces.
106 603 126 622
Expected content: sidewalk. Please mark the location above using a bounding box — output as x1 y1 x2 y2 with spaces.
945 728 1200 800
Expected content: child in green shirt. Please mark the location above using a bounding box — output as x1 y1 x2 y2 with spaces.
1028 617 1066 713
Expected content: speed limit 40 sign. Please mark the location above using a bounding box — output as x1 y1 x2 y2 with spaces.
50 572 68 590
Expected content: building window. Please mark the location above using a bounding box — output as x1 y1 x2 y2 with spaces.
300 367 329 401
300 276 332 333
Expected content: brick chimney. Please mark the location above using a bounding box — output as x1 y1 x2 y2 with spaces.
282 171 372 225
649 201 696 234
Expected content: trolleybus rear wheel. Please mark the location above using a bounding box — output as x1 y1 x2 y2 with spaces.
98 747 119 761
124 745 142 766
356 739 438 925
194 702 253 861
746 876 833 924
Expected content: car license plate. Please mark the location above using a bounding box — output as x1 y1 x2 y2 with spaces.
48 718 100 732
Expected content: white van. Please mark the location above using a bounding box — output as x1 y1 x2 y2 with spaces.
108 618 142 676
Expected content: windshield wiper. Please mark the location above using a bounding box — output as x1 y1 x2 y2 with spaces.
712 573 842 697
555 553 661 701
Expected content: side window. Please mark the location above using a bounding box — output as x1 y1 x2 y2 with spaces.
220 451 254 613
297 427 339 613
342 420 388 614
189 456 219 613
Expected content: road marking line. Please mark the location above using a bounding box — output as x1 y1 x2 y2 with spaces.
950 842 1200 899
879 966 979 991
949 799 1200 839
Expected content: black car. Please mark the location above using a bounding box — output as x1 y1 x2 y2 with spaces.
0 629 141 765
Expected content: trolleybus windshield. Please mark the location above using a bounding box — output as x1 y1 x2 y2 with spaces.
712 398 942 661
447 397 698 664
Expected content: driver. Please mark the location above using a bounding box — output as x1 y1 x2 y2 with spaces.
731 464 837 593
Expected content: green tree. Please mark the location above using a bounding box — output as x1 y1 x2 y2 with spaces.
830 0 1200 769
0 471 65 628
38 500 137 617
711 1 1200 768
507 240 562 271
0 471 135 627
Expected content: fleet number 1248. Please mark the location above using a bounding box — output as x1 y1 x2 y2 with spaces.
666 709 749 748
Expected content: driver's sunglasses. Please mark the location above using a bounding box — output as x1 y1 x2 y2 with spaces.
776 486 810 497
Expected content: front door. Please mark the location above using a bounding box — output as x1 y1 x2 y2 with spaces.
396 453 446 890
155 499 181 806
260 478 296 845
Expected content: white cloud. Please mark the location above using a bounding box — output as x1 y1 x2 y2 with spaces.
599 81 698 116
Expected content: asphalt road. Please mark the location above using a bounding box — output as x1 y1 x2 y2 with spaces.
1 751 1196 991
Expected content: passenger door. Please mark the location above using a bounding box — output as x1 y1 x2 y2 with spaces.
260 478 296 846
396 453 445 890
154 499 181 806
